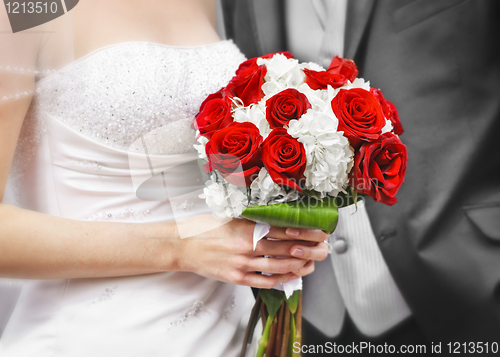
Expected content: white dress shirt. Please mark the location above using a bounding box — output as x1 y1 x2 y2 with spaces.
286 0 411 337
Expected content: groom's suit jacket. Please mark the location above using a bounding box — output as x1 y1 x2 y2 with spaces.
222 0 500 342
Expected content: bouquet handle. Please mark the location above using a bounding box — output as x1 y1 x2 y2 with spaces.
242 290 303 357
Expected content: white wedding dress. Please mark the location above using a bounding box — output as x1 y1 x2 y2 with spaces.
0 40 255 357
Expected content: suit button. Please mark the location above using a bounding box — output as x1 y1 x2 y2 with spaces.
333 238 348 254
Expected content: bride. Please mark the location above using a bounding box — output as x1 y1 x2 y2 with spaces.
0 0 330 356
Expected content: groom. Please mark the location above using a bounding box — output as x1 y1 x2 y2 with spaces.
222 0 500 348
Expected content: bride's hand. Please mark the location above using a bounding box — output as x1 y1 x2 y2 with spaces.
176 215 329 289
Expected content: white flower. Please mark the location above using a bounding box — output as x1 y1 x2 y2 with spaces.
233 103 271 138
230 96 245 110
287 111 354 196
250 168 283 205
326 84 339 102
258 54 305 96
200 178 248 219
381 119 394 134
299 62 325 72
249 168 299 205
297 83 329 113
194 134 209 160
342 77 371 91
260 79 287 98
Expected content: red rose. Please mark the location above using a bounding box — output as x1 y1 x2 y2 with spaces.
195 89 233 139
261 128 307 192
350 133 408 206
327 56 359 82
227 53 294 106
265 88 312 129
331 88 386 148
205 122 263 186
226 64 267 107
235 52 294 75
370 88 404 135
303 69 347 90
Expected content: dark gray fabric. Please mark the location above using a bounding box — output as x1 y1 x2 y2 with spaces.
221 0 287 59
303 315 429 356
361 0 500 342
463 204 500 242
222 0 500 342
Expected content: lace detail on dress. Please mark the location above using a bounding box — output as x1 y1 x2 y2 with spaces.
69 159 103 170
86 285 118 308
84 208 152 221
169 300 205 329
173 199 195 212
223 295 236 319
31 41 245 153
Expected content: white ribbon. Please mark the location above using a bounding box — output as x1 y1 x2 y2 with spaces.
253 222 302 299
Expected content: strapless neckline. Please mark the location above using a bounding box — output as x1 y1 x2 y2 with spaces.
37 40 234 85
27 39 244 154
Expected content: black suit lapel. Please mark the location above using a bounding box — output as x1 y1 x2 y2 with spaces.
344 0 376 60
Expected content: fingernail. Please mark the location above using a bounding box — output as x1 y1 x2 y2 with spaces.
287 228 300 237
292 248 303 257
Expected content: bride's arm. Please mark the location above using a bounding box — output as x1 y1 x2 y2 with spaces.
0 72 328 288
0 204 176 279
0 201 327 288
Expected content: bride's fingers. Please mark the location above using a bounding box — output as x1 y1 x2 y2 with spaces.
285 228 330 242
246 257 307 275
292 260 315 277
253 239 316 257
289 242 329 261
241 272 300 289
265 226 329 242
263 226 290 240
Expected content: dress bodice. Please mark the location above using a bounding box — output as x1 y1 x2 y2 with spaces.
9 40 246 220
32 40 245 152
0 41 254 357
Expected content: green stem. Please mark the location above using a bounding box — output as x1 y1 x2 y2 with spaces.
295 292 302 357
289 313 297 357
256 314 273 357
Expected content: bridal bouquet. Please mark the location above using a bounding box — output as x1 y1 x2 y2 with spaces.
194 52 407 356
